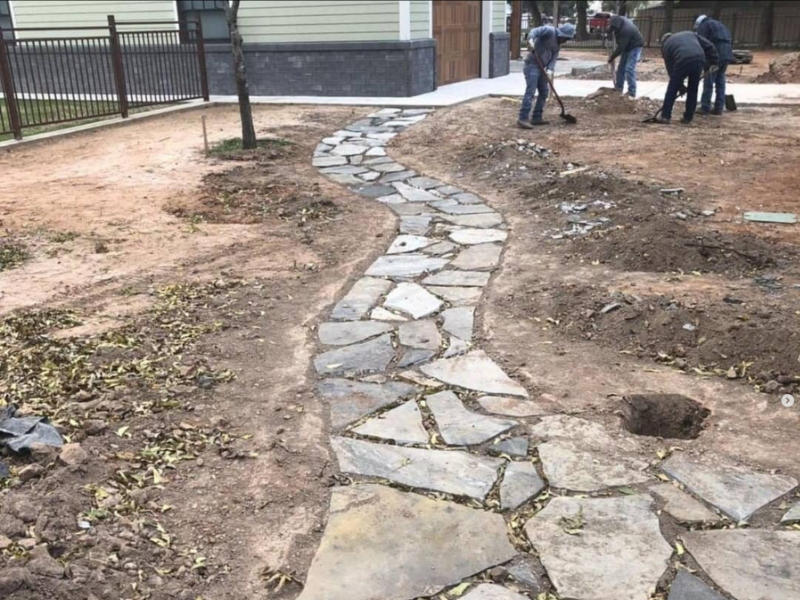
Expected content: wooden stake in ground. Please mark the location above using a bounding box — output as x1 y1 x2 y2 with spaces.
225 0 257 150
201 115 209 156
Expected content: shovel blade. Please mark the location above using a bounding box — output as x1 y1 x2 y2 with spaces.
561 113 577 124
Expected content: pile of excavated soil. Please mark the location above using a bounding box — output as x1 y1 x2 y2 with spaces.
754 51 800 83
581 87 661 115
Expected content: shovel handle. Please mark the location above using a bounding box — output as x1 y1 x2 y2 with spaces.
531 49 567 114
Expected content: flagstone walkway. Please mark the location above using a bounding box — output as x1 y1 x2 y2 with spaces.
301 109 800 600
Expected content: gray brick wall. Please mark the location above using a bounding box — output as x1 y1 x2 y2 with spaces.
489 33 510 78
206 39 437 97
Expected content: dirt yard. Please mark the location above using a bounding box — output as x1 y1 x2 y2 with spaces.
561 48 796 82
391 96 800 477
0 104 394 599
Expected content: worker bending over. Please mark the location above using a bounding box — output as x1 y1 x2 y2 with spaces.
658 31 718 124
518 23 576 129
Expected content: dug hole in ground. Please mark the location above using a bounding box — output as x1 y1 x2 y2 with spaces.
0 91 799 600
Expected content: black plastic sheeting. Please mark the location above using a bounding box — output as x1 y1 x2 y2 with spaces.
0 405 64 455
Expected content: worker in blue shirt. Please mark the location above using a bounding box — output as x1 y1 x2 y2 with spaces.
518 23 576 129
694 14 734 115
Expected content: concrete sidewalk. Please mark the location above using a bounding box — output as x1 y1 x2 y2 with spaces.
211 73 800 108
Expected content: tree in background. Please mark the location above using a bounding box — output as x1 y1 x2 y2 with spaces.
225 0 256 150
663 0 675 36
576 0 589 39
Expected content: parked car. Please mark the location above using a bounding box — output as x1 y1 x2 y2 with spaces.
589 11 612 33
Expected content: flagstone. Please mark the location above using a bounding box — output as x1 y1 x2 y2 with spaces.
317 378 417 429
318 321 392 346
450 228 508 245
426 390 517 445
352 400 429 444
313 334 394 376
384 282 443 319
420 350 528 397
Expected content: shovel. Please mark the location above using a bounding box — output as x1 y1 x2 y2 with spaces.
531 50 577 124
643 88 686 123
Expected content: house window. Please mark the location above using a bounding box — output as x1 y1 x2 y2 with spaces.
0 0 14 41
177 0 229 42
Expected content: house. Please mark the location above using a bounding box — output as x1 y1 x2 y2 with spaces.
3 0 511 96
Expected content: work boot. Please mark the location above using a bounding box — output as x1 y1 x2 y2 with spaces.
680 117 693 124
531 118 549 126
654 117 671 124
517 119 534 129
711 107 723 115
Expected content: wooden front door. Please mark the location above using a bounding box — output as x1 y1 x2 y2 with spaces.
433 0 481 85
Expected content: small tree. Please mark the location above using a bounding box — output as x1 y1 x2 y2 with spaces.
576 0 589 40
225 0 256 149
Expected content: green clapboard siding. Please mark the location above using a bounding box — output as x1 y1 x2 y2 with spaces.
11 0 177 37
410 0 430 39
492 0 507 32
237 0 401 43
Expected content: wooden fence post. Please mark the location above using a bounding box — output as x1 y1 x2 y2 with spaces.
107 15 129 118
0 27 23 139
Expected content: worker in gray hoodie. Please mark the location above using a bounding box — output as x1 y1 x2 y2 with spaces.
607 15 644 98
694 14 734 115
518 23 576 129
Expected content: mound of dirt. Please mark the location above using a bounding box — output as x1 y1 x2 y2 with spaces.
581 87 661 115
754 51 800 83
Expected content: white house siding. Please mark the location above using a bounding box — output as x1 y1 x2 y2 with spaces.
236 0 401 43
492 0 506 32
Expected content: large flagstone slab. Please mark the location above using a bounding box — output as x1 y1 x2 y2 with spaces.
662 453 798 521
427 285 483 306
400 215 433 235
450 228 508 245
365 254 448 279
398 319 442 350
426 391 517 445
683 529 800 600
420 350 528 397
317 378 418 429
331 277 392 321
451 243 503 270
332 436 503 500
422 270 491 287
318 321 392 346
667 571 726 600
537 439 650 491
384 282 443 319
297 484 516 600
313 334 394 376
524 495 672 600
444 213 505 228
393 181 440 202
386 235 432 254
352 400 429 444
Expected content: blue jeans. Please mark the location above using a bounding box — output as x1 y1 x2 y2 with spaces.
615 46 642 97
663 59 703 122
519 63 549 122
701 61 728 112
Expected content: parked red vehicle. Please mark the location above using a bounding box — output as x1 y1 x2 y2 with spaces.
589 11 612 33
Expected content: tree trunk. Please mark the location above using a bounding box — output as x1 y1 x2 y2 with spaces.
576 0 588 40
761 1 774 48
663 0 674 38
226 0 256 150
529 1 543 27
617 0 627 17
511 0 522 58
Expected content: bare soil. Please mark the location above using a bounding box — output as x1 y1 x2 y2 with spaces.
0 104 393 599
755 51 800 83
391 97 800 476
560 48 797 83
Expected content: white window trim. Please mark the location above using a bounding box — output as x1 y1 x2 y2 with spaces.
399 0 411 41
428 0 433 38
481 0 492 78
6 0 16 28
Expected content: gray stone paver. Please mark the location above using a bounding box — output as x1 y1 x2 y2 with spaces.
313 334 395 376
317 378 418 429
318 321 392 346
478 396 545 417
398 319 441 350
491 437 529 457
296 485 516 600
525 495 672 600
426 390 517 445
667 571 727 600
450 243 503 270
422 270 491 287
365 254 448 279
331 436 504 500
352 400 429 444
441 306 475 341
426 285 483 306
331 277 392 321
649 483 721 523
662 453 798 521
782 501 800 523
450 228 508 245
500 461 545 510
682 529 800 600
460 584 530 600
386 235 432 254
421 351 528 397
384 282 443 319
